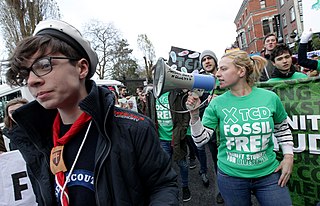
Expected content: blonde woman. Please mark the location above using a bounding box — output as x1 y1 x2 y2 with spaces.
187 50 294 206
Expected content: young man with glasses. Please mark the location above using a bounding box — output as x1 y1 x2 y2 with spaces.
6 19 178 206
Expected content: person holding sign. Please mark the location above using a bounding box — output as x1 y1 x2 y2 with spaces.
186 50 294 206
6 19 178 206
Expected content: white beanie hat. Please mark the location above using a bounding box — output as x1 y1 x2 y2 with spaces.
199 50 218 66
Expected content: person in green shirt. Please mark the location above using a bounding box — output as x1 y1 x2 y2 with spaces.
187 50 294 206
267 44 307 82
156 92 191 202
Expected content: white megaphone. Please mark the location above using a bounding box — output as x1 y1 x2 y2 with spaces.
153 58 215 98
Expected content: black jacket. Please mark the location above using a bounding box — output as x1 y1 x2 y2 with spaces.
168 90 189 161
260 57 275 82
298 43 319 70
3 125 24 151
12 80 178 206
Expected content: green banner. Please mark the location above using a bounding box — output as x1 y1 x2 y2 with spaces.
256 77 320 206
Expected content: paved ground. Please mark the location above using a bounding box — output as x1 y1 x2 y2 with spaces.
173 144 224 206
173 144 259 206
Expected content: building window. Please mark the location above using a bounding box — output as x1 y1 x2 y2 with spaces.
298 1 303 22
272 17 277 33
282 14 287 27
262 19 271 35
260 0 266 8
290 7 296 22
280 0 284 6
240 32 247 48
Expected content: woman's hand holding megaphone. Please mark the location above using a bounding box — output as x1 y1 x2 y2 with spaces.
186 91 201 124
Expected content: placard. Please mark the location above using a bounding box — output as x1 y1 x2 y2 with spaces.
0 150 37 206
302 1 320 32
168 46 201 73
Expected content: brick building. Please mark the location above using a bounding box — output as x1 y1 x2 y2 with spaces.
277 0 303 48
234 0 303 54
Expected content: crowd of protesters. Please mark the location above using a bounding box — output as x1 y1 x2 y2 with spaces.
1 18 319 206
106 29 320 205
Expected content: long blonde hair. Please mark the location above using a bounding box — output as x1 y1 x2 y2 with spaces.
222 50 267 86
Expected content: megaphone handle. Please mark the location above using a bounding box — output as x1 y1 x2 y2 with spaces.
185 91 199 110
186 100 207 112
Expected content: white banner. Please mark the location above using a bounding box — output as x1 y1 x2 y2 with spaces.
0 150 37 206
302 0 320 32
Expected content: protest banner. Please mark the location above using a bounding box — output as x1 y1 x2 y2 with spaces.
0 150 37 206
293 50 320 60
168 46 201 72
256 77 320 206
302 0 320 32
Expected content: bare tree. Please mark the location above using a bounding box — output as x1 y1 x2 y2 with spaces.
137 34 156 83
83 20 121 79
0 0 60 56
111 38 139 80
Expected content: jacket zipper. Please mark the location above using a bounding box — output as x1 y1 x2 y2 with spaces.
82 104 112 206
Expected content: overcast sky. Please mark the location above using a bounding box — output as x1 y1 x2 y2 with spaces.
0 1 243 63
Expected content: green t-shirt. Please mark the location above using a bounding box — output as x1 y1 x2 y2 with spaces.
202 87 287 178
156 92 173 141
317 60 320 71
267 72 308 82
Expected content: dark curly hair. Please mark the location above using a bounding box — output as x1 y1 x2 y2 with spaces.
270 44 292 63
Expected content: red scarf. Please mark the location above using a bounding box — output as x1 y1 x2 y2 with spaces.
52 112 92 206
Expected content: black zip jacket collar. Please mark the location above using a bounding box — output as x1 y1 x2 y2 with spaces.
271 65 296 78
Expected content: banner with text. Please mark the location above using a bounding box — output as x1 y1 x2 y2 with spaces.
256 77 320 206
168 46 201 73
0 150 37 206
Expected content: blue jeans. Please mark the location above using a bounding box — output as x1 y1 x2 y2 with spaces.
217 169 292 206
160 140 189 187
186 135 207 174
